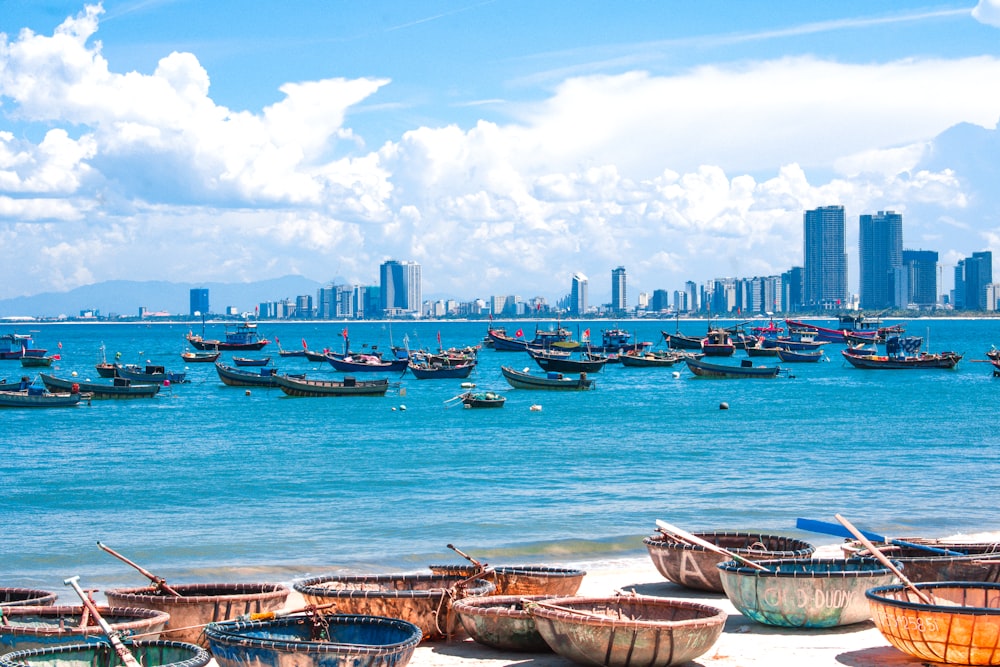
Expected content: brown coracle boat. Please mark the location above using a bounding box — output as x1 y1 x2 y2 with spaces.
428 564 586 597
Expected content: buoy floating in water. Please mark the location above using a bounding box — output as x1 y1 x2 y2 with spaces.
399 404 406 411
672 371 680 378
529 404 542 412
245 390 251 396
461 382 475 388
719 402 729 410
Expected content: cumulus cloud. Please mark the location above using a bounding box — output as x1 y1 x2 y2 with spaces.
973 0 1000 28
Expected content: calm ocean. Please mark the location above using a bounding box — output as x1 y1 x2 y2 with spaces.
2 317 998 598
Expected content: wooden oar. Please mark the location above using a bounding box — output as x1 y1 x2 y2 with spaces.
447 543 487 571
655 520 771 572
834 514 934 605
523 599 619 620
97 542 181 596
64 576 142 667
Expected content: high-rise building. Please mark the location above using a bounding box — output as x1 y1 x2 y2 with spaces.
570 273 588 315
781 267 803 312
963 251 993 310
902 250 938 308
611 267 627 314
379 260 421 317
650 289 669 312
803 205 848 309
189 288 209 316
859 210 903 310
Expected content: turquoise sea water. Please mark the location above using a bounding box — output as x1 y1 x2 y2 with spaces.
2 318 998 598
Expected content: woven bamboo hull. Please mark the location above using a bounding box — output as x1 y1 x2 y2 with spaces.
0 605 170 651
843 540 1000 583
293 574 495 641
428 565 586 597
868 582 1000 665
644 532 815 592
528 596 725 667
718 558 898 628
0 639 210 667
104 583 290 647
204 614 422 667
0 588 57 608
453 595 555 652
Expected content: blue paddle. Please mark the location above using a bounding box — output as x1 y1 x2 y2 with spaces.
795 518 966 556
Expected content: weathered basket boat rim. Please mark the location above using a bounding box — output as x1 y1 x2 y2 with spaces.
106 582 289 604
204 614 422 654
0 589 58 608
428 564 586 577
0 605 171 635
0 639 210 667
527 595 727 629
643 532 814 557
452 594 558 619
293 573 494 599
717 557 900 578
866 581 1000 614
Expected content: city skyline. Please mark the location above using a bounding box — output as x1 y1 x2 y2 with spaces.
3 3 1000 305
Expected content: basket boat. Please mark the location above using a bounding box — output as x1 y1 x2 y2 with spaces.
843 539 1000 583
0 589 57 608
452 595 556 652
644 531 815 592
867 581 1000 665
0 639 210 667
717 558 898 628
204 614 422 667
293 574 495 641
0 605 171 651
104 583 289 647
427 565 586 597
527 595 725 667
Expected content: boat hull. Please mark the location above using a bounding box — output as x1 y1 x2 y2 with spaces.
215 363 286 387
685 357 781 378
841 350 961 369
276 375 389 397
0 605 170 651
408 363 475 379
327 356 408 373
530 353 606 374
0 390 84 407
0 640 210 667
39 374 160 399
500 366 594 390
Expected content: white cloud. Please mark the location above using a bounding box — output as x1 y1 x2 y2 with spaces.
973 0 1000 28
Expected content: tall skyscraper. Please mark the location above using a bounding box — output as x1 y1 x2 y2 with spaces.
379 260 421 316
611 266 627 314
859 210 903 310
189 288 209 316
963 251 993 311
570 272 588 315
803 205 848 309
902 250 938 308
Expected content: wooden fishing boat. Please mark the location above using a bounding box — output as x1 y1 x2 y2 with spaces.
186 321 268 352
718 558 897 628
620 350 685 367
746 340 780 357
452 595 555 652
0 589 57 608
456 391 505 408
662 331 704 350
104 583 289 647
214 362 296 387
776 347 824 363
488 326 573 352
0 605 171 651
276 374 389 397
685 357 782 378
116 364 187 384
500 366 594 390
39 374 160 399
527 595 726 667
867 581 1000 665
0 639 211 667
785 314 904 344
701 328 735 357
529 349 606 374
179 350 219 363
583 328 650 355
293 573 495 641
327 354 407 373
0 378 29 392
841 335 962 369
204 614 422 667
429 565 586 596
644 531 814 592
0 333 46 360
407 358 475 379
231 356 271 367
20 355 55 368
0 387 88 408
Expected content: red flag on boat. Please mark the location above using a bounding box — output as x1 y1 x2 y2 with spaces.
52 354 61 360
515 328 524 338
301 338 307 350
342 328 348 339
583 328 590 340
437 331 442 348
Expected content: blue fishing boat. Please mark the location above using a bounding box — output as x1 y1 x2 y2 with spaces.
529 349 606 374
116 364 187 384
327 354 407 373
231 356 271 367
39 373 160 399
407 357 475 379
776 348 825 363
186 321 268 351
686 357 781 378
0 333 46 360
215 362 300 387
0 385 88 407
500 365 594 390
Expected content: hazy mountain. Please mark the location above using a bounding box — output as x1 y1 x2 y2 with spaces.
0 275 324 319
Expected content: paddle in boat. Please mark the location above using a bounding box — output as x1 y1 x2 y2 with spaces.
686 357 782 378
500 365 594 390
39 373 160 399
276 374 390 397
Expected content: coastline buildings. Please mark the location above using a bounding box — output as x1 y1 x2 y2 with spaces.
380 260 421 317
570 272 588 316
611 267 627 315
803 205 848 310
859 210 903 310
902 250 938 309
955 251 994 310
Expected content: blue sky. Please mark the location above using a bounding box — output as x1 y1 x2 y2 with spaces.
2 1 1000 309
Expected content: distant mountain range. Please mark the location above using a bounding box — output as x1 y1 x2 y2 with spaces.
0 276 325 319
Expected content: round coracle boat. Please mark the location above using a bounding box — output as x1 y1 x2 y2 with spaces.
104 583 289 647
0 639 210 667
867 581 1000 665
843 539 1000 583
718 558 898 628
644 531 815 593
428 564 586 596
0 605 171 651
452 595 556 652
293 574 495 641
527 595 725 667
0 589 57 609
204 613 422 667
